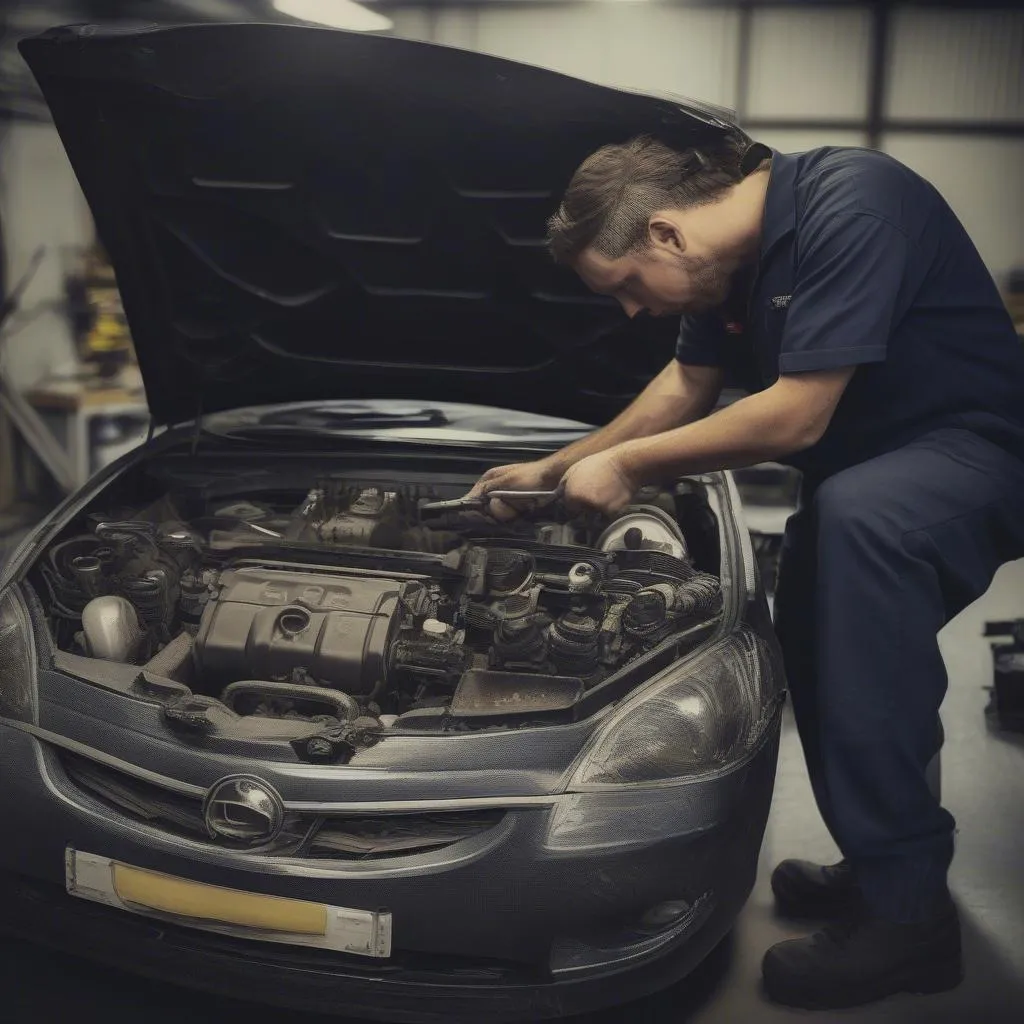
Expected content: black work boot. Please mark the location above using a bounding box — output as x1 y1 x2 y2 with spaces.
762 899 963 1010
770 858 861 919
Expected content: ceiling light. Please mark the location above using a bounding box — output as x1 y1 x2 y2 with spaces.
273 0 394 33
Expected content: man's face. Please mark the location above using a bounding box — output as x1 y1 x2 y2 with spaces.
572 215 734 318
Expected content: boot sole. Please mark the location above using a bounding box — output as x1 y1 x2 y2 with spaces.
764 955 965 1010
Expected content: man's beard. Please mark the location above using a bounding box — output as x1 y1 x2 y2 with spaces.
678 253 733 311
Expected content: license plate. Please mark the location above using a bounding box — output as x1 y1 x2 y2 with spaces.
66 849 392 958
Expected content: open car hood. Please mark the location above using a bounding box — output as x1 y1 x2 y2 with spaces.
21 22 739 427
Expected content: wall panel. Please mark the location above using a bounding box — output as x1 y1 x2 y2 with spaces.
602 5 739 108
745 7 872 121
882 134 1024 281
886 9 1024 122
749 128 870 153
475 5 609 81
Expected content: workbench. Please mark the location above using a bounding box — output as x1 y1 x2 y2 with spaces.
25 377 149 490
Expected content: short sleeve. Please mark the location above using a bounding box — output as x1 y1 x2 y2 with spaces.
779 212 911 374
675 312 726 366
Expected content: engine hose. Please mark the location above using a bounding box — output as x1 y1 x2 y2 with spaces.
611 569 697 594
613 549 697 580
44 536 110 612
38 564 86 620
39 567 87 618
674 572 723 618
623 574 721 640
221 680 360 722
120 574 168 627
601 576 644 598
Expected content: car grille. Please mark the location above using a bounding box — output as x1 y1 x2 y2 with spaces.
56 750 505 859
306 810 506 859
61 751 210 840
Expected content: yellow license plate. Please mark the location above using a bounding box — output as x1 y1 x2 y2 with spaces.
66 849 392 957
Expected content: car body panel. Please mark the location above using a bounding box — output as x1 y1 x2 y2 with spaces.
4 25 782 1021
0 719 779 1021
0 429 781 1017
20 23 740 427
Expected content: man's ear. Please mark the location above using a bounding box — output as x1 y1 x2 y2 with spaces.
648 215 684 253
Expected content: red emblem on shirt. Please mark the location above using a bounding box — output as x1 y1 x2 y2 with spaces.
724 320 744 335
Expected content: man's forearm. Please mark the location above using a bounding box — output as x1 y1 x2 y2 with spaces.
613 381 823 482
545 361 722 478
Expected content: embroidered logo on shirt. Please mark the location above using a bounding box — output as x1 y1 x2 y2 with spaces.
724 321 744 335
770 294 792 309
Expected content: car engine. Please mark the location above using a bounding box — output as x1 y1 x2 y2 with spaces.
36 480 722 735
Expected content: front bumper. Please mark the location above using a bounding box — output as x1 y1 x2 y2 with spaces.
0 720 779 1021
0 867 745 1023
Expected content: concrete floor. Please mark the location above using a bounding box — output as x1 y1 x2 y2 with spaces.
2 559 1022 1024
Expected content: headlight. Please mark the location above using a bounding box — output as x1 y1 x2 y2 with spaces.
568 628 779 788
0 587 37 723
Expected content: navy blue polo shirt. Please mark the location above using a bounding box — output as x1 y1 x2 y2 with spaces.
675 145 1024 484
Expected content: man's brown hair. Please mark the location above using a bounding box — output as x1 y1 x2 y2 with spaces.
546 132 754 265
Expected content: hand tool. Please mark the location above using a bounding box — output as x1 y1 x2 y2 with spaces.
420 485 565 515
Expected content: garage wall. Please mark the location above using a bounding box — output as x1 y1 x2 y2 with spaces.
392 3 742 106
885 7 1023 123
389 2 1024 282
0 121 92 390
881 7 1024 277
745 6 871 123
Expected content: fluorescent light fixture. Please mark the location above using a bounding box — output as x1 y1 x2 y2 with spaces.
273 0 394 33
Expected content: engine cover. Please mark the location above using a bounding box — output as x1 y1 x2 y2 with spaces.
194 567 403 693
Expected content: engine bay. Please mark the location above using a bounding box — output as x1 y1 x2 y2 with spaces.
32 468 724 752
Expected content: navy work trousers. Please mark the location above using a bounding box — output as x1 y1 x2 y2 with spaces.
773 428 1024 922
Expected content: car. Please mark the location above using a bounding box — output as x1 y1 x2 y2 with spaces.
1 21 785 1023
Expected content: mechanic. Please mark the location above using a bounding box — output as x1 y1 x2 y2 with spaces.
467 133 1024 1009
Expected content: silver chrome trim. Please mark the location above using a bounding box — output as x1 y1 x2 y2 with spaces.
284 795 559 813
722 470 759 600
203 774 286 844
3 718 560 813
27 736 519 880
3 719 207 797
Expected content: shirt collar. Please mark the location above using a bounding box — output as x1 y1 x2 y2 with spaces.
745 144 798 261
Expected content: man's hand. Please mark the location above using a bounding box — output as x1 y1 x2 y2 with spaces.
466 457 562 521
561 450 640 516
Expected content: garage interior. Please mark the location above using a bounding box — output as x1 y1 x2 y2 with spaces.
1 1 1022 1022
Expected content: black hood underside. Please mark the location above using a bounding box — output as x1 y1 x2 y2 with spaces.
21 22 740 426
